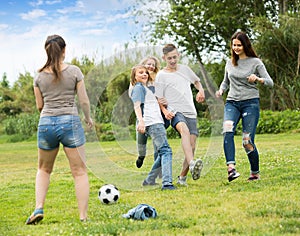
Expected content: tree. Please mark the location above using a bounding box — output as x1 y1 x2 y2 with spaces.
0 73 12 104
1 73 10 88
254 15 300 110
278 0 300 14
0 73 21 118
132 0 300 110
12 72 36 114
71 55 96 76
134 0 278 59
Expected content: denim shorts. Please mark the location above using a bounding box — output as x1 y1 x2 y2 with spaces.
171 112 199 136
38 115 86 150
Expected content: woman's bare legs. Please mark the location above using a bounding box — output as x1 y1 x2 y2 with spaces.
35 148 59 209
64 145 89 220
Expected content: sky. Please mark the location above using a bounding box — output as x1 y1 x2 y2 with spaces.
0 0 148 85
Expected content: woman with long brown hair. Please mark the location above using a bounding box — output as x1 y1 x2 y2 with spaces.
26 35 93 224
216 31 273 182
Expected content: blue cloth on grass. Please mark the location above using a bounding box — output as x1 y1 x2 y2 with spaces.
122 204 157 220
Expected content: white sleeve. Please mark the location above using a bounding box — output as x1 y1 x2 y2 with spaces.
154 72 164 98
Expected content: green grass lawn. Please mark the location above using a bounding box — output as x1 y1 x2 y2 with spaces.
0 133 299 235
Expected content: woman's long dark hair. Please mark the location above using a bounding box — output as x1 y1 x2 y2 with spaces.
231 31 258 66
39 35 66 80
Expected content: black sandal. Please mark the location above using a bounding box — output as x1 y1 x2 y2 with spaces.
248 175 260 181
228 168 240 182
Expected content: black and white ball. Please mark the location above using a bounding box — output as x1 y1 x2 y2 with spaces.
98 184 120 204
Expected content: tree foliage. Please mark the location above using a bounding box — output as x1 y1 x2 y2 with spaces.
1 73 10 88
0 72 35 119
1 1 300 140
12 72 36 114
134 0 278 60
133 0 300 110
254 15 300 110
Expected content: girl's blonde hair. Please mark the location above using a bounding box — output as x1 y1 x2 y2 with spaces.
130 65 150 86
139 56 161 79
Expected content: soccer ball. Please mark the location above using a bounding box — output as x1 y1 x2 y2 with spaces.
98 184 120 204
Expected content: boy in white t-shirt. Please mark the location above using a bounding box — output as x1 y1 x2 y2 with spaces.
155 44 206 185
130 65 175 190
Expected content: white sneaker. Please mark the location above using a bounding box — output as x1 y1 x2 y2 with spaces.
189 159 203 180
177 176 188 186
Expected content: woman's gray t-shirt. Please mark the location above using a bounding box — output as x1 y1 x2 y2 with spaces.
34 65 84 117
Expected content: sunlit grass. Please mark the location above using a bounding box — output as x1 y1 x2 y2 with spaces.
0 133 299 235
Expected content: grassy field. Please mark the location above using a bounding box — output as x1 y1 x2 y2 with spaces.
0 133 299 236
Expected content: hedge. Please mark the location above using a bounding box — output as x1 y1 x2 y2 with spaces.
2 109 299 142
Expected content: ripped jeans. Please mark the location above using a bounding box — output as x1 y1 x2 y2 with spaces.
223 98 260 174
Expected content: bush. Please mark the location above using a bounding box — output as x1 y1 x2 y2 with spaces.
3 113 39 140
257 109 300 134
7 134 37 143
1 110 299 143
198 118 223 136
94 123 136 142
226 109 300 135
166 125 180 139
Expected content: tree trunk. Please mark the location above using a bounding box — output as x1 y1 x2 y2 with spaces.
297 43 300 76
278 0 287 14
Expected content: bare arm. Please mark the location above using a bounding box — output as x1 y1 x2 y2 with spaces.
158 100 175 120
76 80 93 128
194 80 205 103
34 86 44 112
216 70 229 98
133 101 145 134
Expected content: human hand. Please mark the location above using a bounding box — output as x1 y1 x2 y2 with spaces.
165 111 175 120
196 89 205 103
161 106 175 120
137 121 146 134
84 118 93 129
247 74 264 84
215 89 223 98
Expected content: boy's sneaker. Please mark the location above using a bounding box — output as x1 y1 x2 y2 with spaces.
248 174 260 181
189 159 203 180
25 208 44 225
228 168 240 182
161 184 176 190
142 180 158 186
177 176 188 186
136 156 145 168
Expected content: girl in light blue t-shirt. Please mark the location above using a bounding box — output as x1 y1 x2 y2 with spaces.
130 65 175 190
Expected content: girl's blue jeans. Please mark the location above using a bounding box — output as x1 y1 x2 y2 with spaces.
144 123 173 186
223 98 260 174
